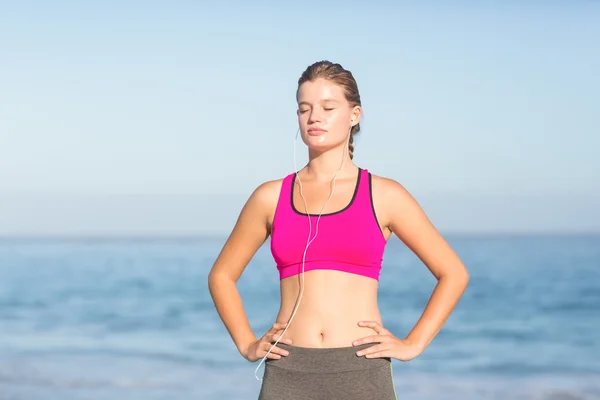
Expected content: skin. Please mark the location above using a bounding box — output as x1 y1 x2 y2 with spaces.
207 77 470 364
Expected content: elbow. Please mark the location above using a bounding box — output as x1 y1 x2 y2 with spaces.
207 269 220 296
462 270 470 288
207 269 236 296
439 265 470 287
457 264 469 281
454 267 470 290
207 270 222 291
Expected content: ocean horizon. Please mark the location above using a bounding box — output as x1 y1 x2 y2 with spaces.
1 233 599 399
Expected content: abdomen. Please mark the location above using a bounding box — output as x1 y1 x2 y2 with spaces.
275 270 382 348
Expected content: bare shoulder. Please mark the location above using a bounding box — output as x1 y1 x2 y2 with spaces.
369 172 432 239
250 178 284 207
248 177 285 228
369 173 421 220
208 176 286 281
370 173 413 201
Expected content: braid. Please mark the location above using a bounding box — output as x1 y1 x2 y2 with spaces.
348 122 360 160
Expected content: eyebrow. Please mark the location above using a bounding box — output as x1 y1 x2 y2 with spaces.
298 99 340 106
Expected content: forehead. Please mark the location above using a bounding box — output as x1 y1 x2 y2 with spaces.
297 78 346 104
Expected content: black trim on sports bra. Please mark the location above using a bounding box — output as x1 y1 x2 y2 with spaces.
368 173 384 235
290 167 362 217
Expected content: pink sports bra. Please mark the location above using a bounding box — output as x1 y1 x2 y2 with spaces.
270 167 387 281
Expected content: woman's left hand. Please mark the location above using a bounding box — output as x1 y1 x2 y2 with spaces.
352 321 424 361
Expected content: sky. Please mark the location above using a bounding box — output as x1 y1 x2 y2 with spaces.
1 1 599 236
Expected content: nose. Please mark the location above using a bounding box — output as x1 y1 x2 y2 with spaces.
307 109 323 124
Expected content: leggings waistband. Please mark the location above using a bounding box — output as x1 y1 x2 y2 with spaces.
265 343 390 373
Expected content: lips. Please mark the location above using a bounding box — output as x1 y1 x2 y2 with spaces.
307 128 326 136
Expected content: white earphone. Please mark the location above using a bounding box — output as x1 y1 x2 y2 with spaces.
254 118 354 380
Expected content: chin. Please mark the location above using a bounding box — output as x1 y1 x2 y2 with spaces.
304 140 333 153
303 134 344 150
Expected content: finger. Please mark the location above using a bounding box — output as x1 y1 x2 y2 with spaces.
364 350 394 359
358 321 389 334
263 343 290 357
276 329 292 342
266 323 286 335
269 333 292 345
352 335 387 346
263 352 282 360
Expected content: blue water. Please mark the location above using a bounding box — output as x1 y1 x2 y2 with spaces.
0 234 599 399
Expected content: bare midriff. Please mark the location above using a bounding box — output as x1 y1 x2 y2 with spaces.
275 269 382 348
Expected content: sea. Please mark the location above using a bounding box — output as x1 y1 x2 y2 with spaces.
0 234 599 400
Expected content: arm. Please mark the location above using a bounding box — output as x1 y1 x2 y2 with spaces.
207 181 278 357
384 178 470 351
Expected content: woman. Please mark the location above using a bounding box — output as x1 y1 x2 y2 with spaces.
208 60 470 400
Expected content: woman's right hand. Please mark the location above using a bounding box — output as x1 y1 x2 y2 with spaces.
242 322 293 362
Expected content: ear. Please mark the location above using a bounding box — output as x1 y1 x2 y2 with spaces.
351 105 362 125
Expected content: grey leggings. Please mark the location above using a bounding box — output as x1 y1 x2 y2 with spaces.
258 343 398 400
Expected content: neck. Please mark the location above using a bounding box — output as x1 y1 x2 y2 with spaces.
303 145 356 181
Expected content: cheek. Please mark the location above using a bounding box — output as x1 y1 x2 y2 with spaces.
329 112 349 131
329 112 343 125
298 113 309 124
